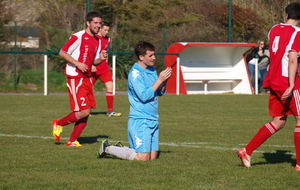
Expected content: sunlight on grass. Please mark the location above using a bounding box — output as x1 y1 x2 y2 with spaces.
0 94 299 189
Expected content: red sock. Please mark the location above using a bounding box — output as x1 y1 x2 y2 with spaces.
57 112 80 126
69 118 88 142
245 122 277 155
294 126 300 166
106 92 114 112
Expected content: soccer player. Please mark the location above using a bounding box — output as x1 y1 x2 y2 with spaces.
237 2 300 170
92 21 121 117
51 12 107 147
97 41 172 160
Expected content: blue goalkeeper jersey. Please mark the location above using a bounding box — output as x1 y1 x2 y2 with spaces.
127 63 165 120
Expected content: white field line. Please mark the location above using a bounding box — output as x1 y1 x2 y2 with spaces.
0 133 296 155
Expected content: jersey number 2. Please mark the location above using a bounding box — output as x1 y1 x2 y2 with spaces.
80 97 86 106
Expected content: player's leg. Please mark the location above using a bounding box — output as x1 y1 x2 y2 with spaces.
149 121 159 160
246 116 286 154
52 111 81 141
133 119 158 161
98 139 138 160
99 118 152 161
294 115 300 170
52 78 83 141
291 90 300 170
52 78 95 145
104 81 114 113
99 144 152 161
150 151 158 160
237 117 286 168
237 90 288 167
99 72 121 116
66 79 96 146
67 116 89 147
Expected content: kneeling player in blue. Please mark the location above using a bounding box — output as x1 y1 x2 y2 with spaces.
97 41 172 161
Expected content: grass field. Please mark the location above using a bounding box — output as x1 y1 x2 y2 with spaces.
0 93 299 189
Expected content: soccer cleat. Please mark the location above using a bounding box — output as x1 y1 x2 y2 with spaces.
106 111 122 117
52 119 63 141
237 148 251 168
295 165 300 171
97 139 111 158
115 141 124 147
66 140 82 147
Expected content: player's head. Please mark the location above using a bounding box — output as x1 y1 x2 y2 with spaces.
134 41 155 59
285 2 300 20
85 12 102 35
100 21 111 28
99 21 111 37
134 41 156 67
86 12 102 22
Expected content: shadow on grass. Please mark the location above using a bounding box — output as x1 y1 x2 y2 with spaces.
157 150 173 159
90 111 107 116
252 150 295 166
54 135 109 145
78 135 110 144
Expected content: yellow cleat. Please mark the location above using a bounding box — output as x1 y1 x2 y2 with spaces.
66 140 82 147
52 119 63 141
106 111 122 117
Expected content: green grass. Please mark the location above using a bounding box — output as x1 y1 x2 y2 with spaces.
0 94 299 189
0 70 128 93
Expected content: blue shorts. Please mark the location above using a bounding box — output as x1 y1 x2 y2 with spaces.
127 118 159 153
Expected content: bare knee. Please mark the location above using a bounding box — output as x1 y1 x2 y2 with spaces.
271 116 287 130
134 151 158 161
105 81 113 92
77 109 91 119
134 153 151 161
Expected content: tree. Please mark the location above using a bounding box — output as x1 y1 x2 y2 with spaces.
91 0 203 76
0 0 295 80
210 3 267 42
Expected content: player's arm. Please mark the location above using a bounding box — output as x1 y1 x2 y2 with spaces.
282 51 298 100
59 50 88 73
105 42 110 63
152 67 172 93
93 50 108 66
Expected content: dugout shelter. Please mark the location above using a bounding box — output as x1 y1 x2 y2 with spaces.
164 42 256 95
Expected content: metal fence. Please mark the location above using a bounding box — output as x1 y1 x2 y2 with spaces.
0 50 179 95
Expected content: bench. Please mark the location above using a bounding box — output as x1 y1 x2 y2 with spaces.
181 67 243 94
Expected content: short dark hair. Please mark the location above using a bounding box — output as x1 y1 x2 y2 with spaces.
134 41 155 60
86 12 102 22
286 2 300 20
101 21 111 28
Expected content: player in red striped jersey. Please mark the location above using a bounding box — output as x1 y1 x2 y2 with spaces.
237 2 300 170
92 21 121 117
51 12 107 147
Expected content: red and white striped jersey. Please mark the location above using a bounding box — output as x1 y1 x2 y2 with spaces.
264 24 300 90
94 35 110 75
61 30 101 78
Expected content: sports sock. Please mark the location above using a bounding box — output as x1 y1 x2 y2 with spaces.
294 126 300 166
69 118 88 142
57 112 80 126
245 122 277 155
106 92 114 113
106 146 137 160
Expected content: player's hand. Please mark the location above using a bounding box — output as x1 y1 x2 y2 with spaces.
91 65 97 72
158 67 172 82
100 50 108 61
77 62 88 73
281 87 293 100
